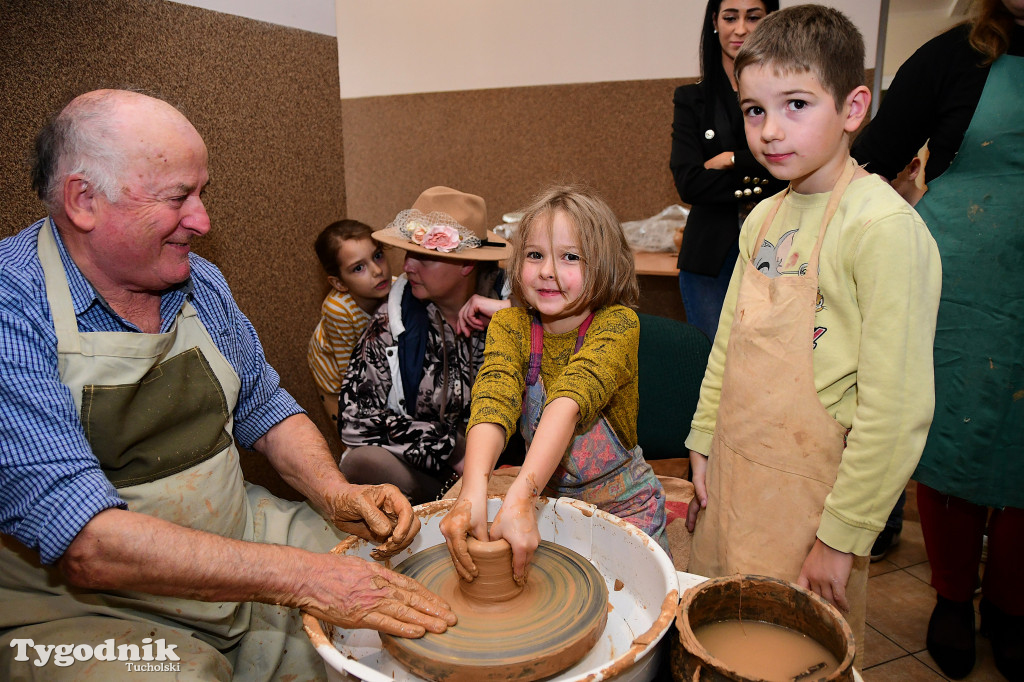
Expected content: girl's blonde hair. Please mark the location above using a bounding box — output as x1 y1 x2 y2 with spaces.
508 185 639 315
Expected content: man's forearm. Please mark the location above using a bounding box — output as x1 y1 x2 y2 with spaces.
254 413 351 516
59 507 315 607
59 506 454 636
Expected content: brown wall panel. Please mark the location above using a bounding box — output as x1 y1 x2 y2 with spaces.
1 0 346 498
341 79 691 231
341 67 875 326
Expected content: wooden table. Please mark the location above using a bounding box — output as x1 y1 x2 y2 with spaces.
633 250 685 321
633 250 680 277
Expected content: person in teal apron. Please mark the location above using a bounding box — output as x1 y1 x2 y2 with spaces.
853 2 1024 677
0 90 454 681
441 185 669 583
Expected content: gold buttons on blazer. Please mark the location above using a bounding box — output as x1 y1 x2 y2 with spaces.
736 174 774 199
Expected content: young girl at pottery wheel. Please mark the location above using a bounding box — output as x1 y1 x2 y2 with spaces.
440 185 670 583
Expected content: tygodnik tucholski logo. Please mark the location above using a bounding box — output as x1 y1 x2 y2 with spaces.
10 637 181 672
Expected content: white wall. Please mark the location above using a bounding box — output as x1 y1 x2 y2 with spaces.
882 9 963 87
167 0 336 36
166 0 891 99
335 0 883 99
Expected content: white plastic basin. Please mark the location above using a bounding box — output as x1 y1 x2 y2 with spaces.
304 496 681 682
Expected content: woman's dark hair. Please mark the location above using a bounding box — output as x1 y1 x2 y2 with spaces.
699 0 780 92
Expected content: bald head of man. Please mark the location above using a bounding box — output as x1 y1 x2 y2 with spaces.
33 90 212 312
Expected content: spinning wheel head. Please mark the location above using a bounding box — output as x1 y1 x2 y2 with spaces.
381 540 609 682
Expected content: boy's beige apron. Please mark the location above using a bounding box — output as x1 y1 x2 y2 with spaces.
689 159 870 651
0 220 344 681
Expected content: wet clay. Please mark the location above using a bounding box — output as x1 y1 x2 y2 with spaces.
380 539 608 681
694 620 839 681
458 537 523 604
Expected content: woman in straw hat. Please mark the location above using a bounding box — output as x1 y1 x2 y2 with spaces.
338 187 510 504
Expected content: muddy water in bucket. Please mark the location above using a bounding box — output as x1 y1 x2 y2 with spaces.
673 575 856 682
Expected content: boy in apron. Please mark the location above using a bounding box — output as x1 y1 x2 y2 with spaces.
683 6 942 656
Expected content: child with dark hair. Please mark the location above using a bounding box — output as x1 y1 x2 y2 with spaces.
308 219 393 424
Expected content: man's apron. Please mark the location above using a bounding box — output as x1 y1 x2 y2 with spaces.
689 159 869 650
0 220 344 681
912 54 1024 509
519 314 670 556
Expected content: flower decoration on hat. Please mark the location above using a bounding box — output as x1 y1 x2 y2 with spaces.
390 209 491 254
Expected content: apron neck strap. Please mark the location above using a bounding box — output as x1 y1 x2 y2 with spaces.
808 158 857 272
753 158 858 273
574 313 595 353
526 311 596 385
38 218 82 354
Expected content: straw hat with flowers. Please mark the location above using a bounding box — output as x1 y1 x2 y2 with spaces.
373 186 510 261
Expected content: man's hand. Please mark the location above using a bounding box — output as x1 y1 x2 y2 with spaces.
326 483 419 560
254 415 418 560
686 450 709 532
300 553 456 637
797 538 855 613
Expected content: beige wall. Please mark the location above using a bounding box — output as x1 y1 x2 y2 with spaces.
883 9 964 87
335 0 882 98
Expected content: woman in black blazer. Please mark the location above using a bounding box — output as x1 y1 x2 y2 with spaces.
670 0 784 340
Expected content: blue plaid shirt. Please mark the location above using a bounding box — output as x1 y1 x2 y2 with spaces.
0 219 302 564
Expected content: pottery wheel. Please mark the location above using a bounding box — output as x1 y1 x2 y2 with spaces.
380 540 609 682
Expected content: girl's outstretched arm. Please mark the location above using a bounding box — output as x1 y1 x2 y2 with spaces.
491 397 579 582
439 422 505 581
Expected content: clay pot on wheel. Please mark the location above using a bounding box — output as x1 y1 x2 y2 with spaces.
672 574 856 681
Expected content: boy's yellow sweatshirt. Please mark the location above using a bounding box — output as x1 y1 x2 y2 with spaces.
686 173 942 555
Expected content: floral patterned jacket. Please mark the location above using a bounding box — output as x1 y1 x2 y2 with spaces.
338 272 503 475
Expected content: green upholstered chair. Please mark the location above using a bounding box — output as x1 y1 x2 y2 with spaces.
636 313 712 461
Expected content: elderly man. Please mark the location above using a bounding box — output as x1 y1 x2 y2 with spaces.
0 90 454 681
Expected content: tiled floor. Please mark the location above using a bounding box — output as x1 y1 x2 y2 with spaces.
860 482 1003 681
